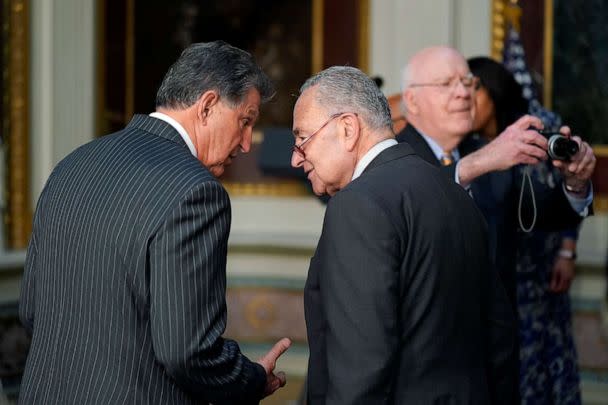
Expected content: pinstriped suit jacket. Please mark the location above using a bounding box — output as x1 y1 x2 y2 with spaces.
19 115 266 404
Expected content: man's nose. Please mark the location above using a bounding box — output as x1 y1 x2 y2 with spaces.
453 79 471 97
291 151 304 168
240 127 252 153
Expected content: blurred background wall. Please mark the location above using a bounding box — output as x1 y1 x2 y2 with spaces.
0 1 606 403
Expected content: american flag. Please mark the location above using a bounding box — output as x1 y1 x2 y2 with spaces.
502 26 562 131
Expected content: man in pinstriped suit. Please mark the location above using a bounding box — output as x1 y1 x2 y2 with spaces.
19 41 291 404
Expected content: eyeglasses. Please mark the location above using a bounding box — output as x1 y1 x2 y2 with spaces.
292 112 354 159
408 74 480 92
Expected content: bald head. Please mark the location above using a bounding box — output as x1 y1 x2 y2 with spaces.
401 46 476 150
403 46 467 89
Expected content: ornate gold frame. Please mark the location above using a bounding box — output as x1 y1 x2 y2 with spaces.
224 0 327 197
224 0 370 196
96 0 370 198
2 0 31 249
311 0 369 73
312 0 324 74
543 0 554 110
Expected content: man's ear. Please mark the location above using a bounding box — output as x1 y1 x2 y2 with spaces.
196 90 220 123
341 113 361 152
403 89 419 116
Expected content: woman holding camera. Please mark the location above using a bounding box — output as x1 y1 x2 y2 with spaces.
469 56 582 405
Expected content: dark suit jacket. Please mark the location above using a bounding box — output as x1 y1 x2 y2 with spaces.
19 115 265 404
305 143 516 404
396 125 584 305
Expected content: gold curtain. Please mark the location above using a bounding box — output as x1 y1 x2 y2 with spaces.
3 0 31 249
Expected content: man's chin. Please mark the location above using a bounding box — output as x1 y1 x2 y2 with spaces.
453 117 473 133
326 188 339 196
311 182 339 197
446 123 473 139
311 182 328 196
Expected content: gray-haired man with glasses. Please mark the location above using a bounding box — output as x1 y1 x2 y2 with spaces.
407 72 481 92
292 65 515 404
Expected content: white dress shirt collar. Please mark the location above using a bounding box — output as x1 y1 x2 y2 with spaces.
149 112 197 158
418 130 461 162
351 139 398 180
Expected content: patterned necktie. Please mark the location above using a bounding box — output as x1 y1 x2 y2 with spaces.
440 150 454 166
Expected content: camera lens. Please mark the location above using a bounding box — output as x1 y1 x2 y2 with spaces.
547 134 579 161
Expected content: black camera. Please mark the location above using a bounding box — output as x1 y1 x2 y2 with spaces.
536 130 579 161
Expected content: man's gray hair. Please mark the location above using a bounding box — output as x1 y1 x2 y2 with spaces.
300 66 392 130
156 41 274 109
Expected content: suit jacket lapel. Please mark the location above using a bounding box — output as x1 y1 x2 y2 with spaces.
396 124 462 179
396 125 441 168
126 114 190 151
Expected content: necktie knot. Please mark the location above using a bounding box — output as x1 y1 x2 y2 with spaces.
440 150 454 166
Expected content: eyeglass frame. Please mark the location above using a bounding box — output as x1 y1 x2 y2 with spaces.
292 112 357 159
407 73 481 92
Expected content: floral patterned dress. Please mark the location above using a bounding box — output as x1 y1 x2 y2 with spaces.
516 163 581 405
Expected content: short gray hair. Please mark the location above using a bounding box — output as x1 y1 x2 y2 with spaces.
156 41 274 109
300 66 392 130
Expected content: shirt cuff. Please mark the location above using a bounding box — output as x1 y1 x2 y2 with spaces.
563 182 593 217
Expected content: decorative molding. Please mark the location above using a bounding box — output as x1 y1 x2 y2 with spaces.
0 249 25 270
594 195 608 214
593 145 608 157
225 287 307 343
490 0 523 62
490 0 506 61
543 0 554 110
95 0 106 136
223 180 309 197
358 0 369 73
1 0 8 250
228 0 325 197
228 230 320 250
312 0 323 73
125 0 135 123
6 0 31 249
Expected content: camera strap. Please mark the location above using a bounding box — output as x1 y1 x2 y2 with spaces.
518 165 537 233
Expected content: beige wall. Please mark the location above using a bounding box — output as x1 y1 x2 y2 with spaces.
30 0 96 203
369 0 491 96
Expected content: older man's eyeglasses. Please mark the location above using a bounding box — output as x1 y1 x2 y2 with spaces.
408 74 480 92
292 112 354 159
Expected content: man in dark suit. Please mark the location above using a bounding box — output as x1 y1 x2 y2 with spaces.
19 41 290 404
396 46 596 403
396 46 596 308
291 66 516 404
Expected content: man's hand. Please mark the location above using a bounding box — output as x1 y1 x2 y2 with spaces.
257 337 291 397
551 126 596 197
486 115 549 170
458 115 547 184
